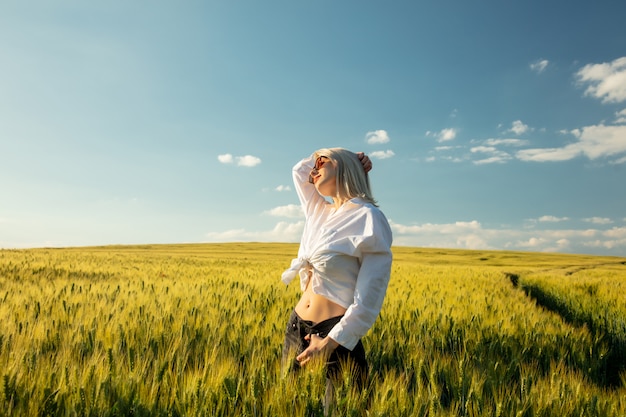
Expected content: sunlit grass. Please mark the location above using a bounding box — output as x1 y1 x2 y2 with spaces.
0 243 625 416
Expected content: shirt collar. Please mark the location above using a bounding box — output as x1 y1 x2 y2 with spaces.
347 197 366 206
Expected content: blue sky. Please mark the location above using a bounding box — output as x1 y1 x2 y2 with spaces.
1 1 625 256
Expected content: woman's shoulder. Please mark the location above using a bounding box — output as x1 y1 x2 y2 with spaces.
347 199 389 225
343 200 392 248
349 197 384 212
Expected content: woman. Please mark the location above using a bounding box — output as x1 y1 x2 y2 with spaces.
281 148 393 393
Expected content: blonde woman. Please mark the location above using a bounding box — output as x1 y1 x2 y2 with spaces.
281 148 393 395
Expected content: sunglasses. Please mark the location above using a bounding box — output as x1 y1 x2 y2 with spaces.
309 156 330 184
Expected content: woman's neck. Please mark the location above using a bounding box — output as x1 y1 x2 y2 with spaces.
332 196 348 210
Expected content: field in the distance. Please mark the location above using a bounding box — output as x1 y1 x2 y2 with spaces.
0 243 625 416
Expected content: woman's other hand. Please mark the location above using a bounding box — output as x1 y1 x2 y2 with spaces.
296 334 339 366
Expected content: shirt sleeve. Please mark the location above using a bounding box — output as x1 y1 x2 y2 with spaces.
292 156 329 219
327 210 393 350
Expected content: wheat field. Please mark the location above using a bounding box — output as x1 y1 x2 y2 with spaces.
0 243 625 416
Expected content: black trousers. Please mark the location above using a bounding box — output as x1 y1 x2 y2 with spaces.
282 310 368 387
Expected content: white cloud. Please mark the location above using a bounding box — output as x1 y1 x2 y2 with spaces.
583 217 613 225
218 154 234 164
389 220 626 255
204 228 247 240
275 185 291 192
612 155 626 164
555 239 570 249
205 221 304 243
516 236 547 248
391 220 481 234
483 138 529 147
512 60 626 165
569 124 626 159
431 128 457 143
201 219 626 256
473 156 509 165
464 138 529 164
370 150 395 159
537 215 569 223
218 153 262 167
471 146 496 153
508 120 530 135
470 146 512 165
530 59 549 74
264 204 303 219
516 124 626 163
516 146 581 162
236 155 262 167
582 227 626 250
389 220 490 250
365 130 390 144
576 56 626 103
604 226 626 239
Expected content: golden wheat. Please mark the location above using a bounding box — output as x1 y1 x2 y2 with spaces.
0 244 624 416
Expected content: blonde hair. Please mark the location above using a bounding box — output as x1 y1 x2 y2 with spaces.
312 148 378 206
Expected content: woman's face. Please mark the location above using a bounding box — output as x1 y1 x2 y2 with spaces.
310 156 337 197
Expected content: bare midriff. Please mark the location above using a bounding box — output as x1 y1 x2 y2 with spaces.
294 275 347 324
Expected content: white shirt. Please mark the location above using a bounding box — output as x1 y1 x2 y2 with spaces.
281 156 393 350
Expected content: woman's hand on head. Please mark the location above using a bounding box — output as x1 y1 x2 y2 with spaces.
356 152 372 173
